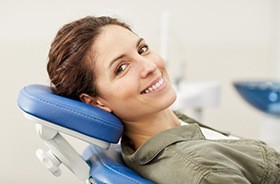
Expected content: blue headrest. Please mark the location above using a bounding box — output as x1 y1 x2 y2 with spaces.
17 84 124 143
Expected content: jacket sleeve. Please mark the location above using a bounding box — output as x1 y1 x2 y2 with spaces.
199 170 251 184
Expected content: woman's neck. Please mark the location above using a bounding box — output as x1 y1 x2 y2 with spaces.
123 109 181 150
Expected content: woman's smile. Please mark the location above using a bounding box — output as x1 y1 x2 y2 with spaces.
141 77 166 94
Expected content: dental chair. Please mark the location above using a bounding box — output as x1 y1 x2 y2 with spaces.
17 84 153 184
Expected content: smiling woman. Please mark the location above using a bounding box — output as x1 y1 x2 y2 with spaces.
47 16 280 184
81 25 177 125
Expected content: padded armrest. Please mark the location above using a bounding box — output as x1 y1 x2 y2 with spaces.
17 84 124 144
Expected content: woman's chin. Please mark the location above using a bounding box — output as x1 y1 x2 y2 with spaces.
162 88 177 110
169 92 177 107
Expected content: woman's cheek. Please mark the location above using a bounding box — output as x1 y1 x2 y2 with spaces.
151 54 166 68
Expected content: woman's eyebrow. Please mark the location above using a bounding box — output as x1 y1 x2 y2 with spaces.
136 37 144 47
108 38 144 69
109 54 125 69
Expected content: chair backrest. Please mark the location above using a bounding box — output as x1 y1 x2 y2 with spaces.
83 144 154 184
17 84 153 183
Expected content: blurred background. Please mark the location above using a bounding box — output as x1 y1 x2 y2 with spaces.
1 0 279 183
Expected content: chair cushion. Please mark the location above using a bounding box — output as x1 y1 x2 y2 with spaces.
17 84 123 143
83 145 154 184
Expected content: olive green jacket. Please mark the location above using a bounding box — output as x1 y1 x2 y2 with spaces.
121 113 280 184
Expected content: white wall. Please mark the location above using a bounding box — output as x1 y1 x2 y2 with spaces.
0 0 278 183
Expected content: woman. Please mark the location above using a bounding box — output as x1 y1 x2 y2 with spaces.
47 16 280 183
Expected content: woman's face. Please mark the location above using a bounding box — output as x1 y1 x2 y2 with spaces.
91 25 176 122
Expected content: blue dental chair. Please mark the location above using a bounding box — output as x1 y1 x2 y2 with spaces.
17 84 153 184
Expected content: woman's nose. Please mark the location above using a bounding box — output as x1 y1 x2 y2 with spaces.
139 58 157 78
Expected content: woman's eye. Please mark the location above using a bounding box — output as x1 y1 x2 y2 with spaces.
115 64 128 75
138 45 149 55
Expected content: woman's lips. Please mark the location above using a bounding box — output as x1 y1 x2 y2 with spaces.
141 77 165 94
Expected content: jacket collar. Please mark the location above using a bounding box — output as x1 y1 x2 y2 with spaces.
174 111 231 136
121 123 205 165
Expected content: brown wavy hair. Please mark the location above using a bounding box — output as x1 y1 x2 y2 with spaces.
47 16 131 100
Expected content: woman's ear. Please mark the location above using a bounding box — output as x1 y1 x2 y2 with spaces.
79 93 112 113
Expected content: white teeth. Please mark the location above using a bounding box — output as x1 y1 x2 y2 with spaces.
142 78 164 94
